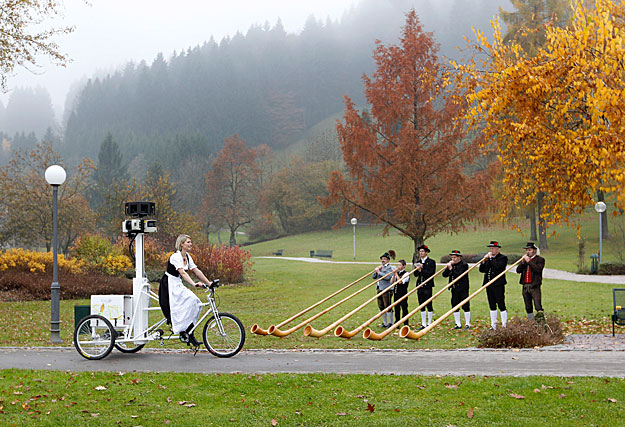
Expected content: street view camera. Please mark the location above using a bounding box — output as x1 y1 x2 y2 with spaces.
122 201 157 234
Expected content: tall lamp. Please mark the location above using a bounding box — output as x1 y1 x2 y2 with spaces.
45 165 66 344
595 201 607 264
350 217 357 260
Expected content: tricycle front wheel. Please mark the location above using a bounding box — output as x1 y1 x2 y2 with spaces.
202 312 245 358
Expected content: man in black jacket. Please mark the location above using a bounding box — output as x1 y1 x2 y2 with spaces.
443 250 471 329
479 241 508 329
414 244 436 329
516 242 546 321
393 259 410 326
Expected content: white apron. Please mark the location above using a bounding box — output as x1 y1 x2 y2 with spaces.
166 251 201 333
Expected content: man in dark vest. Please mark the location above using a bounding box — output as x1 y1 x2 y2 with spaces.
443 250 471 329
516 242 546 321
414 244 436 329
479 240 508 329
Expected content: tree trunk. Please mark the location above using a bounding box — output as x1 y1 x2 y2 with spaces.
537 192 548 250
597 190 610 239
229 229 237 247
528 207 537 241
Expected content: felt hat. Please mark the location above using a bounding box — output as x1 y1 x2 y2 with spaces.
449 250 463 257
417 244 430 253
487 241 501 248
524 242 538 250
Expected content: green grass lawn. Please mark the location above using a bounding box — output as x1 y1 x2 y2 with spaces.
1 369 624 426
0 258 616 349
247 215 625 272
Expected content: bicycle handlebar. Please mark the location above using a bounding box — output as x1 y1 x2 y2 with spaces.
202 279 221 290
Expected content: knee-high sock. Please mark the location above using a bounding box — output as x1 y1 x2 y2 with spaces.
421 311 427 327
464 311 471 326
490 310 498 328
500 310 507 327
453 312 461 327
427 311 433 326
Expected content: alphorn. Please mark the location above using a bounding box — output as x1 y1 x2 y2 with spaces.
268 269 395 337
250 269 375 335
334 265 445 339
400 257 523 340
362 255 488 340
305 265 423 338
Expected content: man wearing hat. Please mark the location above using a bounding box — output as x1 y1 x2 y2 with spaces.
443 250 471 329
414 244 436 329
516 242 546 320
373 250 396 328
479 241 508 329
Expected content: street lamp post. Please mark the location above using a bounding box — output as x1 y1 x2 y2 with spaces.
595 201 607 264
350 218 357 260
45 165 66 344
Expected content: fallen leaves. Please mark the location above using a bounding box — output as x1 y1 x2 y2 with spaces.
509 393 525 399
467 408 474 419
366 403 375 412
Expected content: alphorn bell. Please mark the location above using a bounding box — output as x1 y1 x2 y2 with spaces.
334 265 444 339
268 268 396 337
400 257 523 340
250 269 375 335
305 265 422 338
362 255 488 341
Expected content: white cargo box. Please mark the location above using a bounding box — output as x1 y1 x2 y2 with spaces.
91 295 132 327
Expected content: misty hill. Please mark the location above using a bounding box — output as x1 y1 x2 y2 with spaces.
58 0 509 167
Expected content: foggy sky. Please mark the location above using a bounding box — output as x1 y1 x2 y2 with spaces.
1 0 355 114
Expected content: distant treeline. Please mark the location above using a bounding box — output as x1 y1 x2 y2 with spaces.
59 0 510 168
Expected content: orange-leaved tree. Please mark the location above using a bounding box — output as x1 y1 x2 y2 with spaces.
323 10 494 259
456 0 625 235
204 134 263 246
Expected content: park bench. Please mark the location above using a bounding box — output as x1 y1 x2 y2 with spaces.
612 288 625 336
310 249 333 258
272 249 284 256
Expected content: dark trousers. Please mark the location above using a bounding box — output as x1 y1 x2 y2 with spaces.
522 284 543 313
486 285 506 311
451 288 470 312
394 290 409 325
377 289 392 311
417 287 433 311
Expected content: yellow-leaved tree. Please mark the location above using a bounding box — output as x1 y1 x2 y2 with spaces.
456 0 625 239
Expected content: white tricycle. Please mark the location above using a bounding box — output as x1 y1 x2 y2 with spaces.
73 202 245 360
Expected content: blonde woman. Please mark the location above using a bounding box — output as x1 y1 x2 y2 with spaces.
160 234 212 348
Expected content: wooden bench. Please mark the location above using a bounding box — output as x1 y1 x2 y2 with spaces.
310 250 333 258
272 249 284 256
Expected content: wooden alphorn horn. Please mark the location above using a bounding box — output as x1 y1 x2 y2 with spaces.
268 269 395 337
334 265 443 339
305 265 423 338
362 255 488 341
250 269 375 335
400 257 523 340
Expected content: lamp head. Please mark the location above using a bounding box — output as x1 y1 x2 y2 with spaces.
45 165 66 186
350 217 357 225
595 201 607 213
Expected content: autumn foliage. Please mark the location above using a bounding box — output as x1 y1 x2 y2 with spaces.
189 244 253 284
457 0 625 227
324 10 493 255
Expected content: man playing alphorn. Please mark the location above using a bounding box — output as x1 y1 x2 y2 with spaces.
516 242 546 321
414 244 436 329
479 241 508 329
442 250 471 330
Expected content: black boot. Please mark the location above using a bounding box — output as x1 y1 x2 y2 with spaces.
188 333 202 348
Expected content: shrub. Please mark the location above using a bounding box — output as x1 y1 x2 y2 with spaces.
0 248 84 275
598 262 625 275
190 244 253 283
477 314 564 348
0 270 131 301
114 235 169 269
70 234 132 276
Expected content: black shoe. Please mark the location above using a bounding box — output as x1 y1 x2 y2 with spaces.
464 325 471 330
188 333 202 348
453 325 462 330
418 325 426 330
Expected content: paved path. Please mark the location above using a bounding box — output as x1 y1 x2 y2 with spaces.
257 257 625 284
2 335 625 377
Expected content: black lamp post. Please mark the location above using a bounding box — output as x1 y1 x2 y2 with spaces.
45 165 66 344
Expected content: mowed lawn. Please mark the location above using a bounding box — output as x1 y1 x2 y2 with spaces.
0 257 617 349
